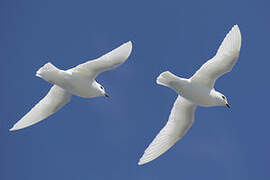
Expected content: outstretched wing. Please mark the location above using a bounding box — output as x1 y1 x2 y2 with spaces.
71 41 132 79
138 96 196 165
10 85 71 131
191 25 241 88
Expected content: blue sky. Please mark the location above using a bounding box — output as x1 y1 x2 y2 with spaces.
1 0 269 179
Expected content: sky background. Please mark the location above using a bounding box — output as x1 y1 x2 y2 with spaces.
1 0 269 179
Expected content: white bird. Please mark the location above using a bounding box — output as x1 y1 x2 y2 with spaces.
138 25 241 165
10 41 132 131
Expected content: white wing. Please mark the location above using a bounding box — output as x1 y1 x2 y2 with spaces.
10 85 71 131
138 96 196 165
71 41 132 79
191 25 241 88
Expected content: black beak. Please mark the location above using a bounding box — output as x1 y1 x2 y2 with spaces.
105 93 109 98
226 103 230 108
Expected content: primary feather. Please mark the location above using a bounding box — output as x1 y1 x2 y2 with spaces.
138 96 196 165
10 85 71 131
71 41 132 79
191 25 241 88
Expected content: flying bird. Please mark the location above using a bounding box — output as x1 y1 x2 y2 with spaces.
138 25 241 165
10 41 132 131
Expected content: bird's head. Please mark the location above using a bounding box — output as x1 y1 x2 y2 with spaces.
94 81 109 98
214 91 230 108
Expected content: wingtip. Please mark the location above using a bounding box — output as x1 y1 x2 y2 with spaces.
233 24 239 29
137 159 146 166
216 24 242 56
124 40 133 54
126 40 132 47
232 24 242 50
9 123 25 131
232 24 241 35
9 126 17 131
9 123 20 131
35 73 42 78
119 40 133 60
138 153 153 165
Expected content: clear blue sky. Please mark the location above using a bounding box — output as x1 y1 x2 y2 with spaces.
1 0 269 179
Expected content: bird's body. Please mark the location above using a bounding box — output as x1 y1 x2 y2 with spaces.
63 73 100 98
139 25 241 165
162 75 219 107
36 64 101 98
181 81 215 107
10 41 132 131
54 73 101 98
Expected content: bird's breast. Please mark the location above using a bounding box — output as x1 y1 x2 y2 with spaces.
63 74 99 98
179 83 214 107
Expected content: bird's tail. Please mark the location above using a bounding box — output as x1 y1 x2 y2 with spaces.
36 62 58 78
36 62 64 85
156 71 180 87
156 71 188 93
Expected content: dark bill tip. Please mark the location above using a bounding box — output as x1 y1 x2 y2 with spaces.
105 93 109 98
226 103 230 108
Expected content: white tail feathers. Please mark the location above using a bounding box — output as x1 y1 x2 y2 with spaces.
156 71 181 87
36 62 62 84
36 62 57 77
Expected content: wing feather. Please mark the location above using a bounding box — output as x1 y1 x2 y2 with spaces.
10 85 71 131
138 96 196 165
71 41 132 79
191 25 241 88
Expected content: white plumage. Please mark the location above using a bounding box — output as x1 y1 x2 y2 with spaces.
138 25 241 165
10 86 71 131
10 41 132 131
138 96 196 165
191 25 241 88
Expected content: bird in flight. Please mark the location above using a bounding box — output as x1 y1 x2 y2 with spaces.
10 41 132 131
138 25 241 165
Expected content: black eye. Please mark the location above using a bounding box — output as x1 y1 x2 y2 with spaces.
100 86 103 90
222 96 225 99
